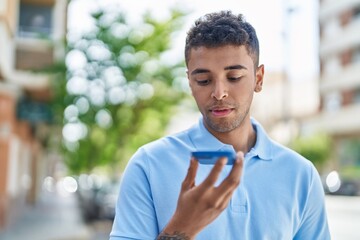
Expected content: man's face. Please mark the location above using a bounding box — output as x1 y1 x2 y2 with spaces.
187 45 264 133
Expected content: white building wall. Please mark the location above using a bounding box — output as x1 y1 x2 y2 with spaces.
0 18 15 79
304 0 360 136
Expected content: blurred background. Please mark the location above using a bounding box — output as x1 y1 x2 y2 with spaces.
0 0 359 239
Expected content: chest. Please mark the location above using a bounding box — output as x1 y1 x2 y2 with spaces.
151 162 299 239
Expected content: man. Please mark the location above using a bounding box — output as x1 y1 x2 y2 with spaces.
110 11 330 240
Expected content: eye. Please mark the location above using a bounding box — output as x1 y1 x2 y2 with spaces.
196 79 210 86
228 76 242 82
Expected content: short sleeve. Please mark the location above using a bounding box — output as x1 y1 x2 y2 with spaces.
109 148 159 240
293 163 331 240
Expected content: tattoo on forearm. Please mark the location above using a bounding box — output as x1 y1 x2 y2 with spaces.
157 231 190 240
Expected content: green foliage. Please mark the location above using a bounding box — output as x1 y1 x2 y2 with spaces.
340 166 360 180
337 138 360 179
55 7 188 174
290 133 332 170
340 139 360 166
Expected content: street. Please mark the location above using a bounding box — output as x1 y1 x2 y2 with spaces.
326 195 360 240
0 190 112 240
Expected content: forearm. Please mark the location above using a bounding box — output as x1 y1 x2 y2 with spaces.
156 217 196 240
157 231 192 240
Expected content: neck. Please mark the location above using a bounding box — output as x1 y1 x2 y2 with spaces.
205 117 256 153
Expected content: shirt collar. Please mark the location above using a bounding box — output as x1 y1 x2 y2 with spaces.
188 117 273 161
249 118 273 161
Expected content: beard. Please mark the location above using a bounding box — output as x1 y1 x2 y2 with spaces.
203 101 250 133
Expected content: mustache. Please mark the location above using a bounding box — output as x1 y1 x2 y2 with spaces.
207 101 236 110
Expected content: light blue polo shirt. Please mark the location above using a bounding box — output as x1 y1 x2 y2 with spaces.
110 117 330 240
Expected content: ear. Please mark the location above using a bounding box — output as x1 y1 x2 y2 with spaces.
254 64 264 92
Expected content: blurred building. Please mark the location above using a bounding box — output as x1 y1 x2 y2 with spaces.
303 0 360 168
0 0 67 230
251 72 320 144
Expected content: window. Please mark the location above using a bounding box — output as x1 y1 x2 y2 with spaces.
354 88 360 104
18 3 53 39
352 46 360 64
323 92 342 112
352 6 360 21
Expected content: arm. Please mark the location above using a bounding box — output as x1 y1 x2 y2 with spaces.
110 149 159 240
157 152 244 240
293 163 331 240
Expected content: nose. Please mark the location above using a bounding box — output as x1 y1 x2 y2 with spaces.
211 81 228 100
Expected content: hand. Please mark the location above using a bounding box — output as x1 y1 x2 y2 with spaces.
158 152 244 239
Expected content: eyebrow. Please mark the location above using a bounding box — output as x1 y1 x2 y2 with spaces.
224 65 248 70
190 68 209 75
190 65 247 75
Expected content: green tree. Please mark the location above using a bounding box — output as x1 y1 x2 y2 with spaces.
338 139 360 179
55 7 188 174
290 133 332 171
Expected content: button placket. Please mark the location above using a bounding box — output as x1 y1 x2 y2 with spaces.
230 180 248 214
230 153 255 214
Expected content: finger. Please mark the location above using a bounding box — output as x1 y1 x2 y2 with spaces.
216 152 244 195
217 187 234 210
181 157 198 191
200 156 227 188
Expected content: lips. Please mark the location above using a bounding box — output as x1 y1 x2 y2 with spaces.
209 107 234 117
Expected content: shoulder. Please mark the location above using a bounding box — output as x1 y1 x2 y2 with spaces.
140 127 194 154
128 127 194 168
252 118 314 172
272 139 309 162
271 138 316 173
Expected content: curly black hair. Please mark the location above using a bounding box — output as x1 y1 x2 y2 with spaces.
185 10 260 68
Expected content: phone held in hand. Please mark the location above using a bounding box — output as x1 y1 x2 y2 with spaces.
192 151 236 165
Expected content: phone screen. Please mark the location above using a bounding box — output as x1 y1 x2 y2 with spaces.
192 151 236 165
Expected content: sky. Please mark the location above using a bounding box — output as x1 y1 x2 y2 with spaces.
67 0 320 82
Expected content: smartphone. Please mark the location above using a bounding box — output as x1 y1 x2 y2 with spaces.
192 151 236 165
